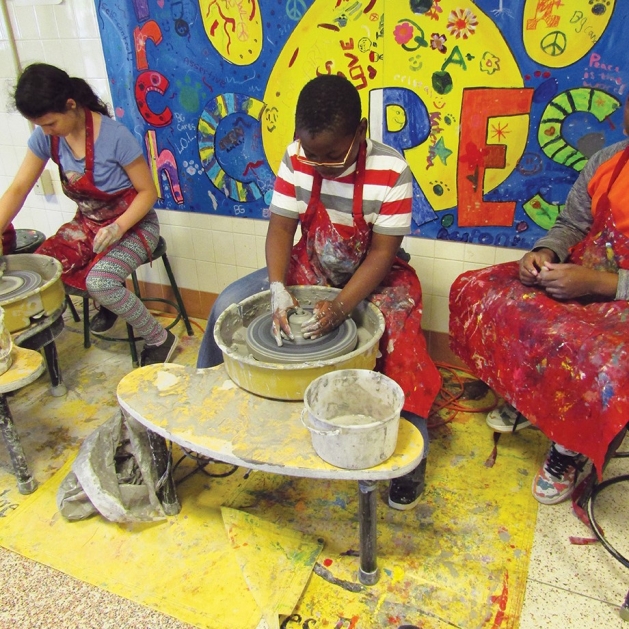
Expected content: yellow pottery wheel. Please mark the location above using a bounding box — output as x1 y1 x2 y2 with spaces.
214 286 385 400
0 254 64 333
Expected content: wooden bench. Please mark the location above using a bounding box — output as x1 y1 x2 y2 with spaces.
117 363 424 585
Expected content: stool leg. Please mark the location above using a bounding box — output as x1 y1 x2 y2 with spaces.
42 340 67 397
0 395 37 494
161 252 194 335
82 297 91 349
66 296 80 322
358 480 379 585
126 323 139 368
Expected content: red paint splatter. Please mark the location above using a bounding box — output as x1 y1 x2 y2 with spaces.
323 558 333 567
569 536 599 545
243 160 264 176
490 571 509 627
289 48 299 68
363 0 376 13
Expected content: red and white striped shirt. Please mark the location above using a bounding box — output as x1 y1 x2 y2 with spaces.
269 139 413 237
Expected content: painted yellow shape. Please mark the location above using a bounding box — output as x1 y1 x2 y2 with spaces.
386 104 407 133
523 0 615 67
222 507 323 628
263 0 524 212
199 0 263 66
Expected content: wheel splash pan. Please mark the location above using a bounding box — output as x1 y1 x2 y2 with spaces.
214 285 385 400
0 254 64 333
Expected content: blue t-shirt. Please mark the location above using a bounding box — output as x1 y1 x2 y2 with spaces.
27 115 143 194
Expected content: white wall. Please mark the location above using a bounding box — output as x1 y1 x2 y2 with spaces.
0 0 522 333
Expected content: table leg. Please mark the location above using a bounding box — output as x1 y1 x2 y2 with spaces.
358 479 379 585
146 429 181 516
0 395 37 494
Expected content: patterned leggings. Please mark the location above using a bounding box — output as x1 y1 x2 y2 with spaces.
85 215 166 346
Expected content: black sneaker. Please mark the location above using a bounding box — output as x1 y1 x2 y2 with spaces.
89 307 118 334
140 330 178 366
388 458 427 510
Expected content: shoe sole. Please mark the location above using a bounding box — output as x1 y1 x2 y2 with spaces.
388 495 422 511
163 335 178 363
486 420 533 433
90 323 117 335
486 407 532 432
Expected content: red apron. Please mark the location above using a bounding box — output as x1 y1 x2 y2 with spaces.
36 108 140 290
287 142 441 418
450 145 629 474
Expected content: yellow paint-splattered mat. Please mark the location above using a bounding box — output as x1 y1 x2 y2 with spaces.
0 395 548 629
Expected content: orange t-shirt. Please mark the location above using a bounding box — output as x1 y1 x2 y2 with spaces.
588 148 629 236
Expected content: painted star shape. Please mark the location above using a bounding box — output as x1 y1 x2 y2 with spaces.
432 136 453 164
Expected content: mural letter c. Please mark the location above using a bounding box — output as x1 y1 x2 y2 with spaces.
135 70 173 127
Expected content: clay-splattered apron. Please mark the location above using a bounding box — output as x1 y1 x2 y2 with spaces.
287 142 441 418
450 145 629 474
36 108 141 290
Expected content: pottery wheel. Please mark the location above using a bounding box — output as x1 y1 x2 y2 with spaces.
0 270 42 301
246 308 358 363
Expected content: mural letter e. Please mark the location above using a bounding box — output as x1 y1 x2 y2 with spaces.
458 88 533 227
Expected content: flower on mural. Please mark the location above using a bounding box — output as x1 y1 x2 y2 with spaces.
430 33 447 53
426 0 443 20
481 51 500 75
394 21 414 45
446 8 478 40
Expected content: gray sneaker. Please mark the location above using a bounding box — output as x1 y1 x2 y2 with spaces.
140 330 178 366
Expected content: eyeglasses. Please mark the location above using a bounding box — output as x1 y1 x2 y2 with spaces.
295 126 360 168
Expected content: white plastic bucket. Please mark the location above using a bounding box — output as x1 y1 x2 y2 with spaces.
301 369 405 469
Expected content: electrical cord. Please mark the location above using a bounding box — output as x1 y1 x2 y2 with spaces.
428 361 499 428
172 445 239 486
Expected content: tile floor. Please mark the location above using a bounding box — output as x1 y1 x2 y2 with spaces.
1 303 628 628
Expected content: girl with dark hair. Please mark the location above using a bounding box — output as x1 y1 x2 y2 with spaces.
0 63 177 366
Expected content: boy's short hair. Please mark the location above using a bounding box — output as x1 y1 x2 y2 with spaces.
295 74 362 137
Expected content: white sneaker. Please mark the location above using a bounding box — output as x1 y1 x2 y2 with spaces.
486 403 532 433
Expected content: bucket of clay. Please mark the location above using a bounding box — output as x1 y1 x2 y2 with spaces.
301 369 404 469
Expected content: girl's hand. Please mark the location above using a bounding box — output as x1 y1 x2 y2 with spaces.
301 299 347 339
93 223 122 254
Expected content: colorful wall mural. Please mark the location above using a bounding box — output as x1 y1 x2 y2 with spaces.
96 0 628 249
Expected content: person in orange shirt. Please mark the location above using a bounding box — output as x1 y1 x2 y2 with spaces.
450 96 629 505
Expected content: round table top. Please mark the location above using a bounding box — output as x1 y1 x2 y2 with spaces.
0 345 45 394
117 363 425 481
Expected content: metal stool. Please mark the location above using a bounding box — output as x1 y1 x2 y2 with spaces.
575 425 629 620
13 229 46 254
65 236 193 367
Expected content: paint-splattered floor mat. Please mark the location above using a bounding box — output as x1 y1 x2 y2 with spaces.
0 342 549 628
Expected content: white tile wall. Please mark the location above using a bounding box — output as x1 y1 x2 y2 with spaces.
0 0 526 334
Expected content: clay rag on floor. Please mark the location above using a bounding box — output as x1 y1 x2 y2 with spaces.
56 411 167 522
